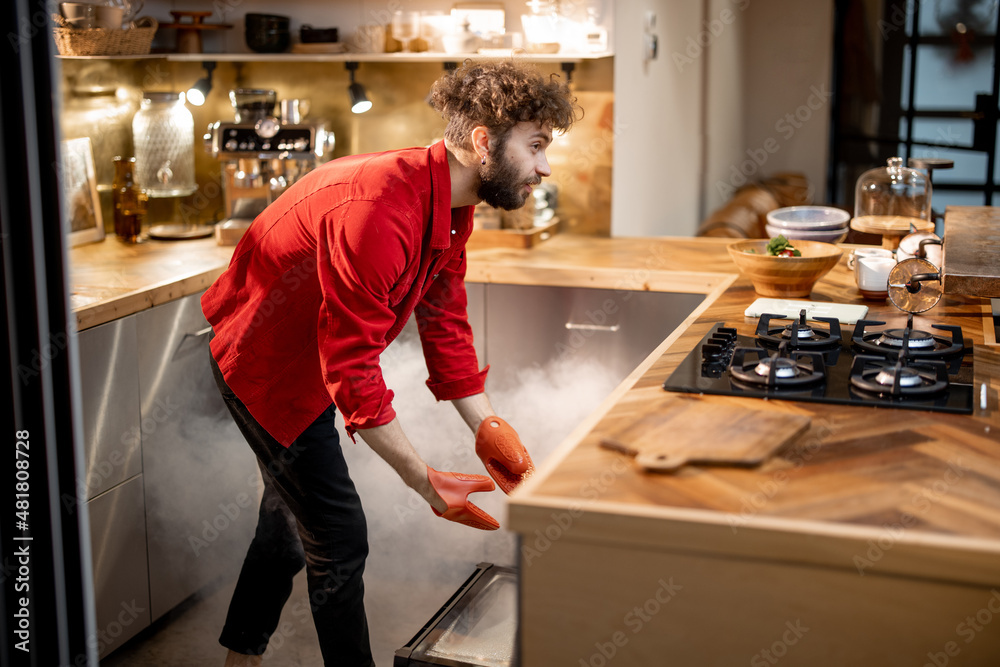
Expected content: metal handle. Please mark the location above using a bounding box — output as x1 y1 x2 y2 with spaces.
184 326 213 340
565 322 620 332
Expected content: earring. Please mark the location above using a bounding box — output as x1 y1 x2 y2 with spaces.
481 153 487 165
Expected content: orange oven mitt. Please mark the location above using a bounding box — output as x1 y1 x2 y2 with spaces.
475 416 535 495
426 466 499 531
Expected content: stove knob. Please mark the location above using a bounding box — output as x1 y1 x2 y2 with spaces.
702 344 724 362
708 335 731 349
224 138 239 151
717 327 737 341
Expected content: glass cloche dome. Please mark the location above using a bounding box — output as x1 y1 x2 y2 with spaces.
853 157 932 232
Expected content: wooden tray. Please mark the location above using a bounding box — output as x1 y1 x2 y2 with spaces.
466 218 559 250
598 395 812 472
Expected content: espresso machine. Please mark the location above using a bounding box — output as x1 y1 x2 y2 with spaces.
205 88 335 244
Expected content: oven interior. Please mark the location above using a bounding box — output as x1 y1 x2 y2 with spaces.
394 563 517 667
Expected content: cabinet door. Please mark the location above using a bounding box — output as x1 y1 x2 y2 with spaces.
77 316 142 500
77 317 151 658
86 475 150 658
484 285 703 389
136 293 260 621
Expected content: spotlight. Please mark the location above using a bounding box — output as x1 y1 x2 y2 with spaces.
186 61 216 107
346 62 372 114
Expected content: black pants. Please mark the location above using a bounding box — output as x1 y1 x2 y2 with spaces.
211 353 374 666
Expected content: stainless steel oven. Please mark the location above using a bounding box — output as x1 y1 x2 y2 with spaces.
395 563 517 667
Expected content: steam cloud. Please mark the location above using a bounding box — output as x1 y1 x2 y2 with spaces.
340 330 620 664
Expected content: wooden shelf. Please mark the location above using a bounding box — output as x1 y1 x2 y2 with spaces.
58 51 613 63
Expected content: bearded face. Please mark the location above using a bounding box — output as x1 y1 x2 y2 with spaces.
476 133 542 211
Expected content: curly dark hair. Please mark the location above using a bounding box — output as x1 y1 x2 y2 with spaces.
429 59 581 150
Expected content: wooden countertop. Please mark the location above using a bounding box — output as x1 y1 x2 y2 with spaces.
70 229 1000 583
496 238 1000 589
69 233 738 330
70 236 234 331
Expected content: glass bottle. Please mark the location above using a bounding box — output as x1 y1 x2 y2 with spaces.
132 91 197 198
112 156 148 243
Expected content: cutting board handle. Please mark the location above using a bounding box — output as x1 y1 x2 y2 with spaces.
634 452 688 471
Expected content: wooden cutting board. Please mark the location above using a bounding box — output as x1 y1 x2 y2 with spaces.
942 206 1000 297
598 396 812 472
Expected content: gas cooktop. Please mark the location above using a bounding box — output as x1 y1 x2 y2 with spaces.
662 310 975 414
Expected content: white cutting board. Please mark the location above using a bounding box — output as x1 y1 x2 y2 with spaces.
745 298 869 324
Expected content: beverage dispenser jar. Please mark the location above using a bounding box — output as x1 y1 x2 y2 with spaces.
132 91 197 198
852 156 935 249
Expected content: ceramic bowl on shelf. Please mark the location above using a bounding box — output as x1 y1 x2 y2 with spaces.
245 13 290 53
764 223 848 244
727 239 843 298
766 205 851 231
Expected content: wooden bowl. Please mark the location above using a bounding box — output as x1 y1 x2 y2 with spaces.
727 239 843 297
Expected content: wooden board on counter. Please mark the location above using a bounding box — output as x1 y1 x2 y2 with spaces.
465 218 560 250
597 394 812 472
942 206 1000 297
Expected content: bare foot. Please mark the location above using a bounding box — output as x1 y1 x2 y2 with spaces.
224 649 262 667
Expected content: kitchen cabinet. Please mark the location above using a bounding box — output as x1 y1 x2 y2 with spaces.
481 283 704 389
76 290 260 655
77 316 150 658
136 292 259 622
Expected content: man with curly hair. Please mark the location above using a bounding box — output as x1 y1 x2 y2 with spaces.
203 59 579 666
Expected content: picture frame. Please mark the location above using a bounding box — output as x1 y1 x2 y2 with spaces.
59 137 105 247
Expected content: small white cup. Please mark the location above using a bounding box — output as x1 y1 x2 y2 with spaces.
95 5 124 29
847 246 894 271
855 256 896 300
61 3 96 29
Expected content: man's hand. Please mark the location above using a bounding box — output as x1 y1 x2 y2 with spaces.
475 416 535 494
426 466 499 530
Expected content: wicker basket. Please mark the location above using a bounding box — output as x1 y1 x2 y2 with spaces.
52 15 157 56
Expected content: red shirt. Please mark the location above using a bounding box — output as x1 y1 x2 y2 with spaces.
202 140 487 446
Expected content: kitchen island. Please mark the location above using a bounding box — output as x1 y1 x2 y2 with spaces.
70 229 999 665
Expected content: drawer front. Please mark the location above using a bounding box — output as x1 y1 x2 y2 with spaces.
88 475 150 658
77 316 142 500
